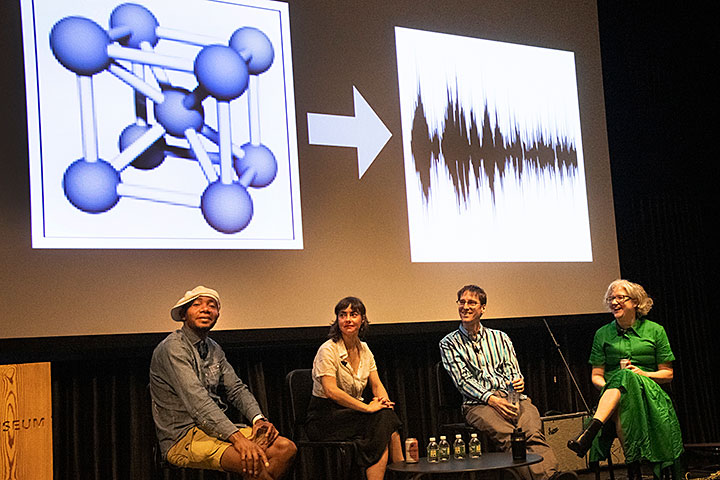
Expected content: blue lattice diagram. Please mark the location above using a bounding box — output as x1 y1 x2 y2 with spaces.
49 3 278 234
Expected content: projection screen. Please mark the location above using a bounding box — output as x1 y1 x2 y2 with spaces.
0 0 620 338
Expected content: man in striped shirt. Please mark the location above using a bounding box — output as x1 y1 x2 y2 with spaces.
440 285 575 480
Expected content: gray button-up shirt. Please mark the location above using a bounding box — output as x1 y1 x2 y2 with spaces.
150 325 263 457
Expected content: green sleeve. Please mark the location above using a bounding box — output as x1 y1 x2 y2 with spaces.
654 323 675 364
588 326 606 366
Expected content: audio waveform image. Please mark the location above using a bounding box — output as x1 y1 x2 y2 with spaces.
411 94 579 205
396 27 592 262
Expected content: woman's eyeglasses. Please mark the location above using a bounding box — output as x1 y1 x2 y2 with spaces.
606 295 631 304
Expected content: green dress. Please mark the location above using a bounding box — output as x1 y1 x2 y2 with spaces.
588 317 684 476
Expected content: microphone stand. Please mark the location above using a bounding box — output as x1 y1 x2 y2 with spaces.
542 318 592 415
543 319 617 478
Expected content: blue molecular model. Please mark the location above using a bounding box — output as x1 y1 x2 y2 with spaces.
49 3 277 234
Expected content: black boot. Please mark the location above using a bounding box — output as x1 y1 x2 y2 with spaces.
567 418 603 457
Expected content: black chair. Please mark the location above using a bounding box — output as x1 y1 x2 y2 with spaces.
434 362 493 452
589 426 676 480
589 383 679 480
284 368 363 480
434 363 521 480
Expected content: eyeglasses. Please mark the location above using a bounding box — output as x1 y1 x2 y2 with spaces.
606 295 632 304
456 300 481 307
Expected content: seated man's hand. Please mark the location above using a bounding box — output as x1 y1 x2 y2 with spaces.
251 419 278 449
229 430 269 476
488 394 519 421
511 377 525 393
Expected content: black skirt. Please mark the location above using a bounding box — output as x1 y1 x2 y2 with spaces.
305 396 403 467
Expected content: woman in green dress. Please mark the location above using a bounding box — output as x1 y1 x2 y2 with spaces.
567 280 683 476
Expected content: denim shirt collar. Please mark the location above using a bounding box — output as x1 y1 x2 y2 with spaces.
180 324 206 350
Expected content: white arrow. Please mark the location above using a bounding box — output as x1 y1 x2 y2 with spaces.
307 86 392 178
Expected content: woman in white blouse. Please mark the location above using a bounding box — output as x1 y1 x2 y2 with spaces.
306 296 404 480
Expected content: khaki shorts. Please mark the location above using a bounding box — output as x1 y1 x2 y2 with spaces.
166 426 253 471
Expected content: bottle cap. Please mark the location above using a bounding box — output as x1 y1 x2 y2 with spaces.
455 434 461 438
440 435 446 440
471 433 477 437
429 437 436 441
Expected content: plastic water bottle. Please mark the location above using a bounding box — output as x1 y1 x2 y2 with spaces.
438 435 451 461
453 433 466 459
469 432 482 458
507 380 518 406
427 437 439 463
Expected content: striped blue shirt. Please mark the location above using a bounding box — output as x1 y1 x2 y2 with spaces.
440 323 525 405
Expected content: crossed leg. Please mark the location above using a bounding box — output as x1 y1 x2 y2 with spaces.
220 435 297 479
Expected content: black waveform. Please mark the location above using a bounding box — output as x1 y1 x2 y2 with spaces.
410 86 578 205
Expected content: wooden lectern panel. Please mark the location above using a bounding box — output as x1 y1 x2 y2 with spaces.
1 362 53 480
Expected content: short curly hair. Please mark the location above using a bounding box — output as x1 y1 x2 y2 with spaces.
604 279 654 317
327 296 369 341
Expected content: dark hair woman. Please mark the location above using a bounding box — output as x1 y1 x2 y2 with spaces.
305 296 404 480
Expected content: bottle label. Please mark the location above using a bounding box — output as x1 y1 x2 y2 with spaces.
439 444 450 461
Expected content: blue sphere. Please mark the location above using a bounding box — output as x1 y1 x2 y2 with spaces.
154 88 204 138
109 3 159 48
229 27 274 75
200 181 253 234
194 45 249 101
50 17 111 76
63 159 120 213
235 143 277 187
119 124 166 169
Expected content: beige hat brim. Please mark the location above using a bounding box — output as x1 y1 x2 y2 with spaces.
170 286 221 322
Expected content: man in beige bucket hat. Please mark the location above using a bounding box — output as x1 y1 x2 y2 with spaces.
150 286 296 478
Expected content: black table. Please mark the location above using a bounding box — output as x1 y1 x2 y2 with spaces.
388 452 542 479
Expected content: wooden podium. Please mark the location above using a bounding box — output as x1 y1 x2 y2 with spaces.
1 362 53 480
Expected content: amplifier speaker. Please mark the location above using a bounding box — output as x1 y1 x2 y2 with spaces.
541 412 625 472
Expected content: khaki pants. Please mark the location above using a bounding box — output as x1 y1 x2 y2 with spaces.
166 426 253 471
464 398 559 480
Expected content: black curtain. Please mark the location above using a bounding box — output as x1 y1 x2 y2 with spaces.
36 307 715 480
598 0 719 445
